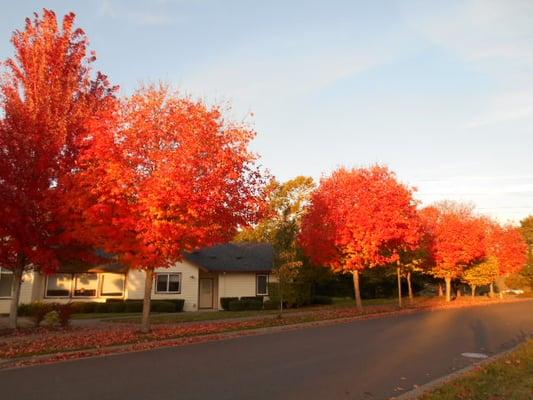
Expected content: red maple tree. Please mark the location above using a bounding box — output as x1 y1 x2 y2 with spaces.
0 10 116 328
421 202 486 301
66 85 267 332
299 166 420 310
488 224 527 276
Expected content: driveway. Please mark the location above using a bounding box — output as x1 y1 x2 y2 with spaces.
1 300 532 400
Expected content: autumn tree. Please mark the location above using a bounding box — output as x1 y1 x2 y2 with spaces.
519 216 533 286
65 85 267 332
398 240 431 303
236 176 317 309
421 202 486 302
0 10 116 328
462 257 499 296
488 223 528 294
299 166 420 310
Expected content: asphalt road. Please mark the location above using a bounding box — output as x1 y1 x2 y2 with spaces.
1 300 532 400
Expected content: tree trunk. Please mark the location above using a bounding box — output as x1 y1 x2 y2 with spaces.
352 270 362 311
407 272 413 303
141 269 154 333
471 285 476 297
445 277 452 302
278 281 284 318
8 268 23 329
489 282 494 297
397 267 402 308
438 283 443 297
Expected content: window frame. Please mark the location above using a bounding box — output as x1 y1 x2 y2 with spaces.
155 272 182 294
72 273 99 298
256 274 268 296
45 273 73 299
0 267 14 299
99 273 126 298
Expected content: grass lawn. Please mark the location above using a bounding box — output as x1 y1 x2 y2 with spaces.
108 297 409 324
71 312 143 320
72 296 490 324
420 339 533 400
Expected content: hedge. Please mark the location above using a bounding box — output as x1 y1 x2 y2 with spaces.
16 302 72 327
311 295 333 305
220 297 239 311
18 299 185 315
228 298 263 311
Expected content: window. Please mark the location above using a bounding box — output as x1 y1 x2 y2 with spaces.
0 268 14 298
256 274 268 295
100 273 125 297
73 273 98 297
46 273 72 297
155 273 181 293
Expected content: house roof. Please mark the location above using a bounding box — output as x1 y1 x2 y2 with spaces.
184 242 274 273
59 250 127 274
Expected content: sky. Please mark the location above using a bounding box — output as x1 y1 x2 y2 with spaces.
1 0 532 224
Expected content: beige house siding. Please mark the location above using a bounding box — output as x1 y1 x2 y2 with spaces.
1 263 272 314
218 272 257 300
0 270 36 313
125 261 199 312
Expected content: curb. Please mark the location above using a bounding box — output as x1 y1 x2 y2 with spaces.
394 338 531 399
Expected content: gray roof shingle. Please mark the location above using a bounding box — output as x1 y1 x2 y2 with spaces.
184 242 274 273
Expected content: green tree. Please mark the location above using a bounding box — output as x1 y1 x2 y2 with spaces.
235 176 315 243
236 177 318 313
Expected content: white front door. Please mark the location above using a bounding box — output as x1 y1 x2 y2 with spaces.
199 278 213 309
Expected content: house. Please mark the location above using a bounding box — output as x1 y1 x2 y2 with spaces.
0 242 275 313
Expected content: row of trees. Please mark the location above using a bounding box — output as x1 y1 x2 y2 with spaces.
0 10 268 330
239 169 528 312
299 167 528 308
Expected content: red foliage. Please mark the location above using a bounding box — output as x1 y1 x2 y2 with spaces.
421 202 486 280
299 166 421 272
488 224 527 275
64 85 267 270
0 9 117 273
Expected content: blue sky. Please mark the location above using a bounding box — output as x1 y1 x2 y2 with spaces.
1 0 532 223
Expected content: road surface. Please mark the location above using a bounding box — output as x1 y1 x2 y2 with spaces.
1 300 532 400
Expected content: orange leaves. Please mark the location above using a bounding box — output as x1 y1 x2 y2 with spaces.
68 85 268 270
0 9 117 273
421 202 487 279
488 224 527 275
421 205 527 280
299 165 421 273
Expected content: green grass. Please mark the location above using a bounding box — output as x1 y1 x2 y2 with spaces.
71 312 142 320
72 296 436 324
420 339 533 400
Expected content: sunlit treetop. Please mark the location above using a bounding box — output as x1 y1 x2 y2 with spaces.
299 165 421 273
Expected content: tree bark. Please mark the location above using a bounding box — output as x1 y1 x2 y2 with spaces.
471 284 476 297
489 282 494 297
141 269 154 333
352 270 362 311
8 267 23 329
445 276 452 302
397 267 402 308
278 280 284 318
407 272 413 303
438 283 443 297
